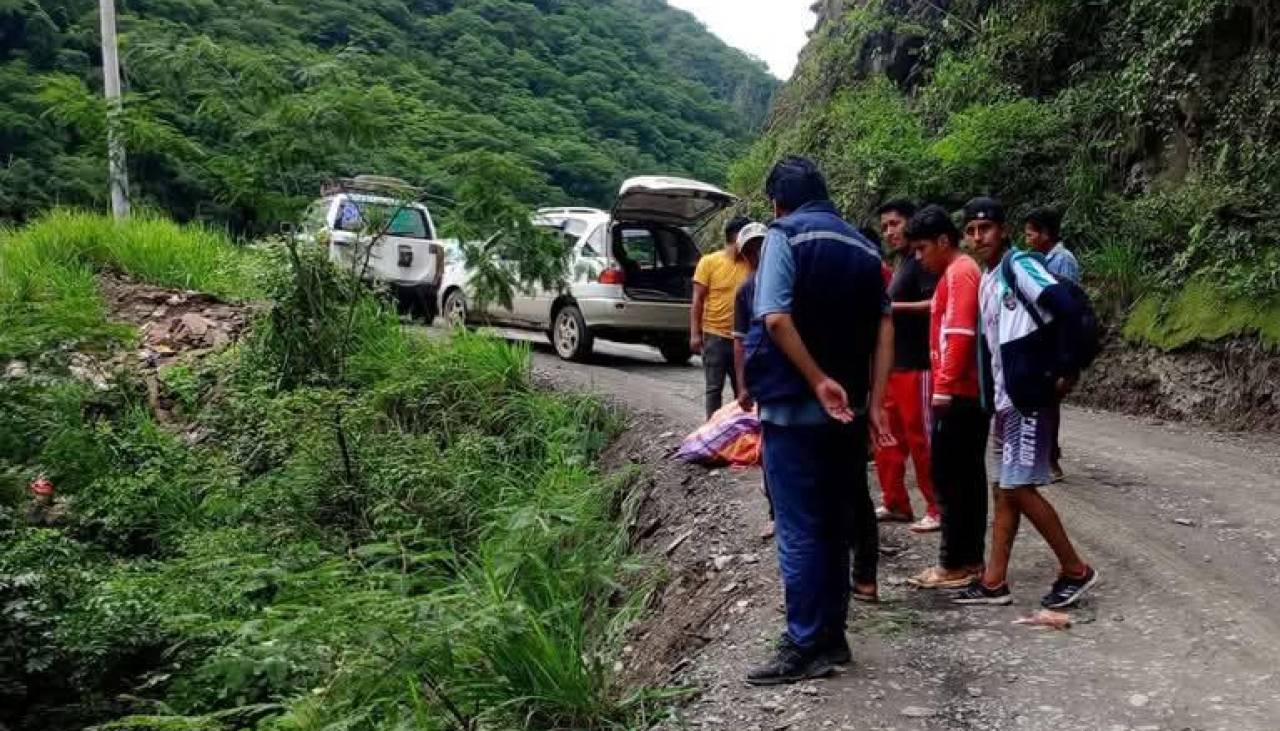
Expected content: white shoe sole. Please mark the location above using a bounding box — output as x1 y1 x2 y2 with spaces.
1043 569 1101 609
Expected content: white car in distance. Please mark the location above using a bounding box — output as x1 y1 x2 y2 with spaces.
440 176 736 363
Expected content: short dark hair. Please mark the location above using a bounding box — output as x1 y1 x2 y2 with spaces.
724 216 752 242
1024 207 1062 241
876 199 917 220
859 226 883 248
906 205 960 245
764 156 829 212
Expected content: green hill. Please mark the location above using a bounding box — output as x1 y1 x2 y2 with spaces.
735 0 1279 347
1 0 777 230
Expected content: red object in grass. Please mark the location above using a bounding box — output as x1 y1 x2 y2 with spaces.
30 475 54 497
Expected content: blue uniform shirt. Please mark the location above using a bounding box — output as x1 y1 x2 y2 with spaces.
753 228 830 426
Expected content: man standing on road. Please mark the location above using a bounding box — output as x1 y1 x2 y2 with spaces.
873 200 942 533
732 223 768 411
1024 206 1081 481
953 197 1100 608
732 222 774 536
907 205 990 591
1025 207 1081 284
691 216 753 418
743 157 895 685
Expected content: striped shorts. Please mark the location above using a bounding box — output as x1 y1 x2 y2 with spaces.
991 407 1059 488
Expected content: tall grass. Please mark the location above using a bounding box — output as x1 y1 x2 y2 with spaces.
1 215 650 731
0 209 261 360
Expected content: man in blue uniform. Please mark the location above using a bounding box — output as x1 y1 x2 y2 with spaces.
743 157 895 684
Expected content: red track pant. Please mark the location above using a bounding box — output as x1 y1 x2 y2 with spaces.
874 369 938 519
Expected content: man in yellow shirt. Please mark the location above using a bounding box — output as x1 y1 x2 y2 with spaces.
691 216 753 417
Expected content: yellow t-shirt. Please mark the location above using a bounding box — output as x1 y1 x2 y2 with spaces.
693 248 751 338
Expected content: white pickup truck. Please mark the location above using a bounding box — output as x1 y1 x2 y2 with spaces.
298 176 447 322
439 176 737 362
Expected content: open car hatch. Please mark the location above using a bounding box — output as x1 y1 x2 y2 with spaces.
611 176 737 227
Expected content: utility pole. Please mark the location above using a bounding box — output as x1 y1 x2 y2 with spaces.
99 0 130 219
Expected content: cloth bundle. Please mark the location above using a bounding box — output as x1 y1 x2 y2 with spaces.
676 402 761 467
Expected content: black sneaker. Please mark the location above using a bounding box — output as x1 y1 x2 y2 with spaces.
746 638 835 686
952 579 1013 606
1041 566 1100 609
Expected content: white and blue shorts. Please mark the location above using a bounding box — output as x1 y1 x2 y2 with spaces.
991 407 1059 488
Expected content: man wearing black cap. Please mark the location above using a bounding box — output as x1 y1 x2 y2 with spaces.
952 197 1099 609
742 156 895 684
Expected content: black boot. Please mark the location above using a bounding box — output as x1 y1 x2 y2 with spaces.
746 636 835 686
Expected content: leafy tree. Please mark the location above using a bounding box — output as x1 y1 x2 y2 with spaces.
2 0 777 231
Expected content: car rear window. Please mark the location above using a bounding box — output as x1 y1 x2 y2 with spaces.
615 226 698 269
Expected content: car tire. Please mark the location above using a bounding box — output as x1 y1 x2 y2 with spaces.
552 305 594 362
443 289 469 329
658 340 693 365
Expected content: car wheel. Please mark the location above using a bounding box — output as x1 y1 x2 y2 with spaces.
552 305 594 362
443 289 469 329
658 340 692 365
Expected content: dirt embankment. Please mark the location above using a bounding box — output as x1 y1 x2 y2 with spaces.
1073 334 1280 433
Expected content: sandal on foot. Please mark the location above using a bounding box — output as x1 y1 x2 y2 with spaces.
908 567 976 590
909 515 942 533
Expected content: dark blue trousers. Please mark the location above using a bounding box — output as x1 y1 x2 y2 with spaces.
762 418 876 650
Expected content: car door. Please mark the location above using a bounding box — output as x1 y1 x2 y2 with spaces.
514 219 592 327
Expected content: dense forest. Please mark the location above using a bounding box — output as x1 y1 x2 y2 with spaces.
733 0 1280 348
0 0 777 230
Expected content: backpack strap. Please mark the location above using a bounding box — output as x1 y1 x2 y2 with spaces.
1000 253 1047 330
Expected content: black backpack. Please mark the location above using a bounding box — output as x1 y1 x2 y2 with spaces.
999 252 1101 410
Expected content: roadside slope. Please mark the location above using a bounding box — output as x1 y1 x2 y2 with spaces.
532 342 1280 731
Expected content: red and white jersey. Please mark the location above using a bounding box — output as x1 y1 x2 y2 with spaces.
929 254 981 401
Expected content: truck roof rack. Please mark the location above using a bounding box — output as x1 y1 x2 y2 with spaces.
322 175 423 198
535 206 608 217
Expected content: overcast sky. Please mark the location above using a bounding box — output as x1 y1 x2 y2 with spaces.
667 0 817 79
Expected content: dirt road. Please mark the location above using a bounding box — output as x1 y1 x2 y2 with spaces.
521 333 1280 731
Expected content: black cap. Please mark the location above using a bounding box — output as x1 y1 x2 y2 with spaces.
963 197 1006 224
905 204 960 243
765 156 830 212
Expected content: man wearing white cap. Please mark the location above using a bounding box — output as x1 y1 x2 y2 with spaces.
732 222 769 410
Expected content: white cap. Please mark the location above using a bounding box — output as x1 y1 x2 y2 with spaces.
736 222 769 254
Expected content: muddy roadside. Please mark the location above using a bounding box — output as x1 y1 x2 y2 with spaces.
533 342 1280 731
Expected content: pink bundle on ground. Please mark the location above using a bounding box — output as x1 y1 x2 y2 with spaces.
676 402 761 467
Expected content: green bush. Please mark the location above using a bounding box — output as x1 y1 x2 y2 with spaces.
0 206 644 730
741 0 1280 346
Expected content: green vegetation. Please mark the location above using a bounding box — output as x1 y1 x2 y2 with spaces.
1125 283 1280 350
0 209 262 361
2 0 776 231
735 0 1280 349
0 214 655 730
